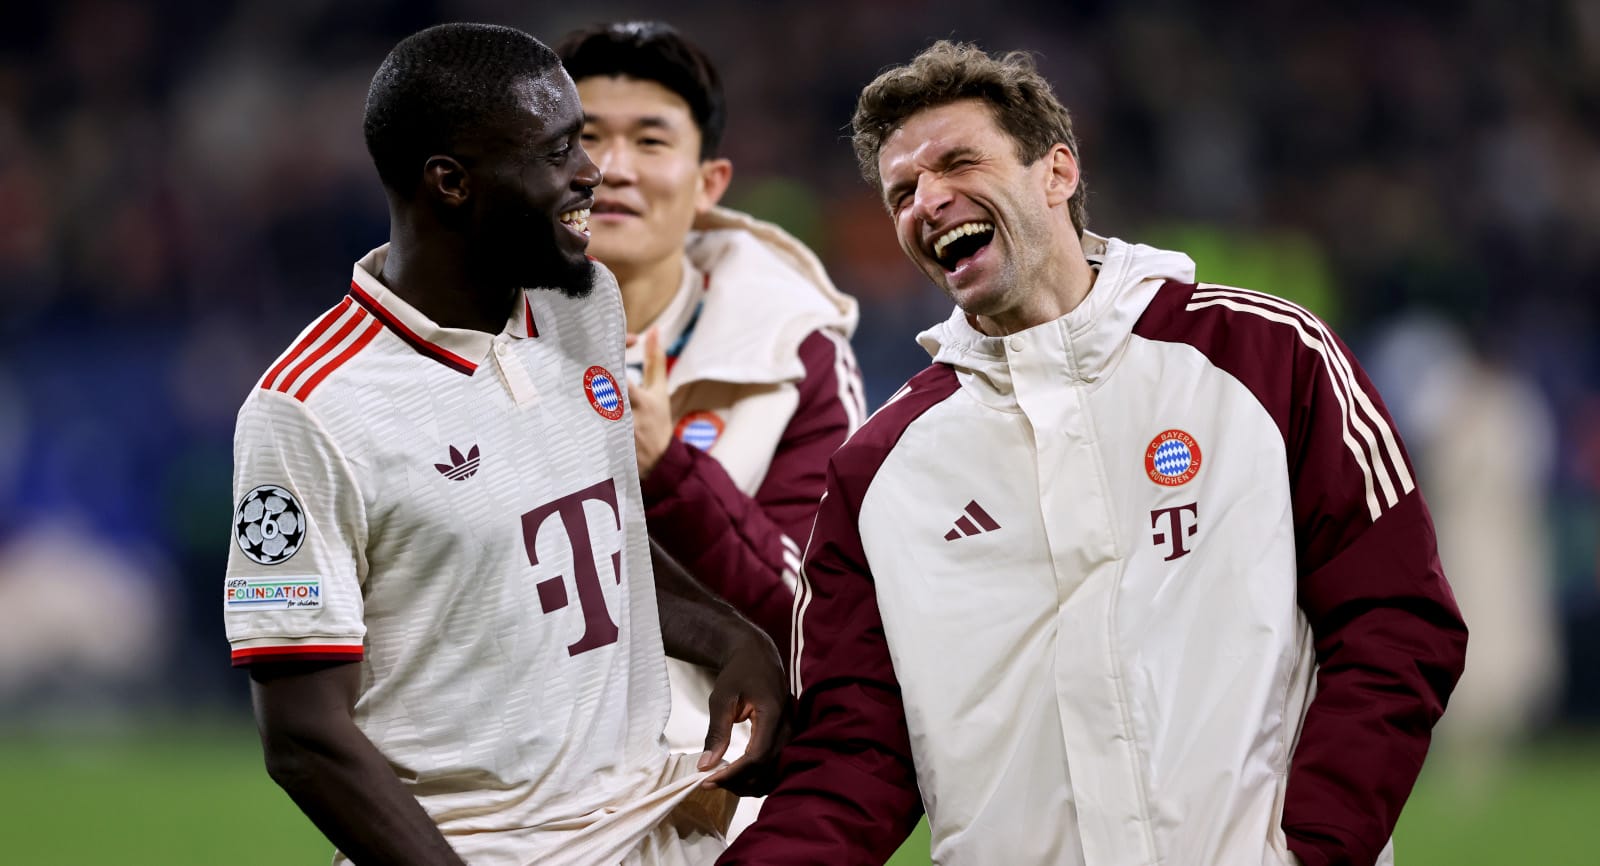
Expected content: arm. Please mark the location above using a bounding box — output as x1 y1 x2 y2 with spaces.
1281 329 1468 866
250 662 466 866
718 456 923 866
225 394 454 861
653 539 791 794
643 330 862 645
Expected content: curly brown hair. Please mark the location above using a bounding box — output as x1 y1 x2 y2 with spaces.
852 40 1087 234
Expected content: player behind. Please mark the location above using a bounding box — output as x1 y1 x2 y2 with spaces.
723 41 1468 866
226 23 786 866
557 21 865 834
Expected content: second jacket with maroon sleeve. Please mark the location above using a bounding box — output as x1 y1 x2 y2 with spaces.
626 206 865 836
721 233 1466 866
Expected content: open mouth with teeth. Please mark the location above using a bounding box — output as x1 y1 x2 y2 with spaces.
932 221 995 272
559 207 591 237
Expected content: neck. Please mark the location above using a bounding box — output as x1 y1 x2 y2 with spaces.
381 215 519 334
615 253 685 334
974 233 1097 336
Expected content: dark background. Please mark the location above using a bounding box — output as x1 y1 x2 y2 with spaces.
1 0 1595 762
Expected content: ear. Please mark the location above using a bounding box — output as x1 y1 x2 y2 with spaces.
1042 144 1080 209
695 157 734 213
422 155 470 208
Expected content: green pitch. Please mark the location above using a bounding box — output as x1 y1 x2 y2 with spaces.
2 725 1596 865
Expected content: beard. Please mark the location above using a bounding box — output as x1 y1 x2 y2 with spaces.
472 208 597 299
536 254 597 299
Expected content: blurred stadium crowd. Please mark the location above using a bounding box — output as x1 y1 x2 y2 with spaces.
1 0 1597 768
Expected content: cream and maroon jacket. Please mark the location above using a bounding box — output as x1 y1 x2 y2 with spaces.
724 235 1466 866
629 207 864 832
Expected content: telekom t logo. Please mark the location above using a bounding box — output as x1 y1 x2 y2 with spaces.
521 478 623 656
1150 502 1199 561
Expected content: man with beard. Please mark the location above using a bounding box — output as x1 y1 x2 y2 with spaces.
723 41 1466 866
224 23 785 866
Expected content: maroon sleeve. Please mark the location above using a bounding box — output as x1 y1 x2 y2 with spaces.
1136 282 1467 866
642 329 862 647
719 365 958 866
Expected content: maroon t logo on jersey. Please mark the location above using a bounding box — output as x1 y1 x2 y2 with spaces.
521 478 624 656
1150 502 1199 561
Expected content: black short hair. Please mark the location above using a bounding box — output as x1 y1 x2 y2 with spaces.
364 23 563 193
556 21 725 159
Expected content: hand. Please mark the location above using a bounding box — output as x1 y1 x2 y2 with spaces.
626 327 673 479
698 629 792 797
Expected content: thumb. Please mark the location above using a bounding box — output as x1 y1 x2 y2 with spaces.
700 686 737 770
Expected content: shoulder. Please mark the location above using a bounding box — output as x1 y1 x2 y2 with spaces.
795 329 860 385
1134 280 1341 362
695 234 852 322
235 382 339 449
1134 280 1370 443
254 294 387 405
828 364 959 492
688 208 854 310
675 210 858 384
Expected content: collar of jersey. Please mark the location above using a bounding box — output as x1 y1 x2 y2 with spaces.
349 245 535 376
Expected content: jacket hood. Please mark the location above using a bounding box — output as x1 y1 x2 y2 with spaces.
669 207 857 387
915 233 1195 390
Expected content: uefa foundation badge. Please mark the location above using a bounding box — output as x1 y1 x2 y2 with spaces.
674 411 724 451
1145 429 1202 486
583 365 625 421
235 484 307 565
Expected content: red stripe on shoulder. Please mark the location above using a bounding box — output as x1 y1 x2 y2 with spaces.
230 644 363 667
262 297 354 391
293 318 384 401
274 307 367 396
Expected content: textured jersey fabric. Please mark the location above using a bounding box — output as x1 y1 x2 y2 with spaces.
225 246 723 865
624 208 864 837
724 234 1466 866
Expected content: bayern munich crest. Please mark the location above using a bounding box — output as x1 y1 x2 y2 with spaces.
1144 429 1202 486
674 411 724 451
234 484 307 565
583 365 625 421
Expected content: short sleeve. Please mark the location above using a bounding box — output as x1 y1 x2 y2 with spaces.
224 390 367 666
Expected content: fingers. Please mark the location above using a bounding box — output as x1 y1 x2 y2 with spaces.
700 695 790 793
701 711 768 790
741 696 781 768
702 751 757 789
642 327 667 389
699 684 740 771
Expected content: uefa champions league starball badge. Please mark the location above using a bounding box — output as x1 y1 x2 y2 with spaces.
234 484 308 565
1145 429 1202 486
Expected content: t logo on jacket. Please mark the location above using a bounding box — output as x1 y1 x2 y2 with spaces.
1150 503 1199 561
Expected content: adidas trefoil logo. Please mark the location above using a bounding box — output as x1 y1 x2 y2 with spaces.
435 444 481 481
944 500 1001 541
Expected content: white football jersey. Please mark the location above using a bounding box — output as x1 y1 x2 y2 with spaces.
225 246 717 864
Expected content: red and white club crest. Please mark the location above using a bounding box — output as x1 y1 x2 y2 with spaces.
583 366 625 421
674 411 724 451
1145 429 1202 486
